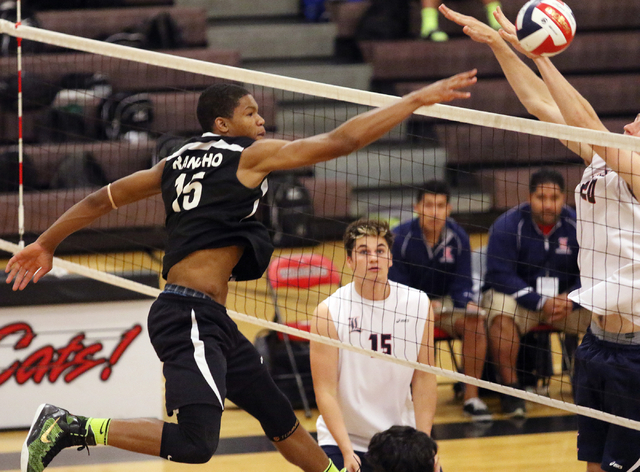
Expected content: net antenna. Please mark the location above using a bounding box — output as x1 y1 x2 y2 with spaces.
2 17 640 432
12 1 25 249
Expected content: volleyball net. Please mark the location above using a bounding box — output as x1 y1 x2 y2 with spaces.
1 15 640 431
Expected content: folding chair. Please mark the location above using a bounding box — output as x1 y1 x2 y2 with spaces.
266 253 341 417
525 323 577 392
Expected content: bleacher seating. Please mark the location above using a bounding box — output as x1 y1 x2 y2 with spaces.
0 3 244 251
35 6 208 49
328 0 640 212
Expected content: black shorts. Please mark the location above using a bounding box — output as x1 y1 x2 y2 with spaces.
148 289 298 440
574 329 640 471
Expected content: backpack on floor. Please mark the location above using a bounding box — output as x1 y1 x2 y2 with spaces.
98 92 154 141
261 174 315 248
49 151 108 189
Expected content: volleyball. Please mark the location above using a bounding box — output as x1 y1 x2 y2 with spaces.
516 0 576 57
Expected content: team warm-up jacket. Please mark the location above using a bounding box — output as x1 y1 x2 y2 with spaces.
389 218 474 308
483 203 581 312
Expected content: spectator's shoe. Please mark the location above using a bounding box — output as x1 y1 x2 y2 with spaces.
501 393 526 418
420 29 449 42
21 404 95 472
463 397 493 422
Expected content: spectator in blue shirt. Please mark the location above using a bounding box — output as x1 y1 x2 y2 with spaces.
389 179 492 422
482 169 591 417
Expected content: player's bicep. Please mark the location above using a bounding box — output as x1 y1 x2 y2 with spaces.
246 134 352 174
109 159 164 207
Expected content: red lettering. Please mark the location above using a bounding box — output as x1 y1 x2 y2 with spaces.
48 335 86 382
101 325 143 381
0 322 36 348
64 343 105 383
15 346 55 384
0 361 19 385
0 321 143 385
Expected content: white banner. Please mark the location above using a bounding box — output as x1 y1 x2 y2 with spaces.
0 300 163 429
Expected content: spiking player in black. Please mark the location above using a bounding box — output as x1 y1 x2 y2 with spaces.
6 74 476 472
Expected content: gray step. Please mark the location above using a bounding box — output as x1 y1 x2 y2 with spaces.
273 102 405 141
350 188 493 220
176 0 299 18
248 63 372 91
314 146 447 190
207 22 337 60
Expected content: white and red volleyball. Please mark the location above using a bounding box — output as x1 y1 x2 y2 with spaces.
516 0 576 57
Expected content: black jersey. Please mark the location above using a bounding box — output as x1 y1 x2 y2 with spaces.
161 133 273 281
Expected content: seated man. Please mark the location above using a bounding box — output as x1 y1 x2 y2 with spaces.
366 426 440 472
311 218 436 472
482 168 591 417
388 179 491 421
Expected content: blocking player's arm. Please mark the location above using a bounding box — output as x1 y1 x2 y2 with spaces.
238 70 477 187
439 4 594 163
310 303 360 472
412 300 437 435
5 160 166 291
534 56 640 195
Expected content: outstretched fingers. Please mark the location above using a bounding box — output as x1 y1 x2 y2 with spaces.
5 244 52 291
439 3 472 26
439 3 497 44
448 69 478 98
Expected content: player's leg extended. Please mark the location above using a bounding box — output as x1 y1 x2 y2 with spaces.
226 334 339 472
21 405 164 472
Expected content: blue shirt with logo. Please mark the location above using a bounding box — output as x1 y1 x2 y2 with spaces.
389 217 474 308
483 203 581 311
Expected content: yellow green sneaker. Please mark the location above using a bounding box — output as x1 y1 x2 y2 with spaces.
21 404 95 472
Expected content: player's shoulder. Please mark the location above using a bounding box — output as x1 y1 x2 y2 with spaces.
445 218 470 241
493 203 528 231
390 280 428 301
392 218 418 242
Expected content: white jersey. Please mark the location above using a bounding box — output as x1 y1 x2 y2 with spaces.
315 281 430 452
568 153 640 324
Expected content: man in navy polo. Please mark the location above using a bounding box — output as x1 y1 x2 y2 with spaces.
389 179 491 422
482 169 590 417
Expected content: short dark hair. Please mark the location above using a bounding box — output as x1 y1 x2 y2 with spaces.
417 179 451 203
197 83 250 133
366 426 438 472
529 168 565 193
343 218 394 256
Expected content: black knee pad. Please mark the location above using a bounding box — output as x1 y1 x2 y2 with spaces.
227 368 299 441
160 404 222 463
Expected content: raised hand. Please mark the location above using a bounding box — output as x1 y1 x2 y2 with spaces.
439 3 501 45
492 7 542 59
413 69 477 106
5 242 54 291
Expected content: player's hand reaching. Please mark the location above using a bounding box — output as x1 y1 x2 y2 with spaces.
439 3 501 46
490 7 542 59
410 69 477 106
5 242 54 291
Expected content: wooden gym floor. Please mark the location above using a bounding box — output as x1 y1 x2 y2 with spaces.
0 236 587 472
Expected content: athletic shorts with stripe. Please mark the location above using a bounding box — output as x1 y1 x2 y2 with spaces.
148 291 299 441
574 329 640 472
